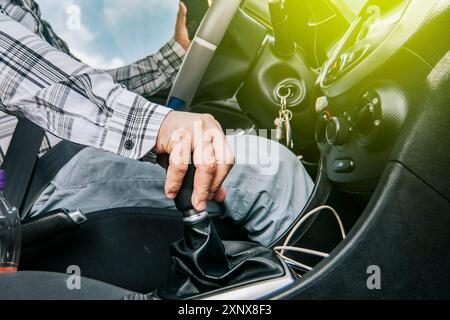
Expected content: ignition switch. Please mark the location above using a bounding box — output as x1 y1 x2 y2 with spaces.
274 79 306 107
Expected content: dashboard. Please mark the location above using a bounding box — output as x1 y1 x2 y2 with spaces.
220 0 444 192
315 0 443 192
320 0 440 96
321 1 409 87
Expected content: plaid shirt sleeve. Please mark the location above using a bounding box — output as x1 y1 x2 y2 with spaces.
0 12 174 160
106 38 186 97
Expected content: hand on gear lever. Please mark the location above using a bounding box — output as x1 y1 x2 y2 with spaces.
157 165 287 300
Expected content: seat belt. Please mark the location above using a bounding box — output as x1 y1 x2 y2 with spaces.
1 118 85 220
1 119 45 219
21 141 85 218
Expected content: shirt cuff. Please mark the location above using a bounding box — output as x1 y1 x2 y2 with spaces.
166 37 187 60
102 88 172 160
156 38 186 73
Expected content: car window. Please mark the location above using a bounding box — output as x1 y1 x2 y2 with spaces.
38 0 179 69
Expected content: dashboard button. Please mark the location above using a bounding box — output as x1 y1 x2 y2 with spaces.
355 103 375 135
315 96 329 113
326 117 350 145
315 111 331 144
334 159 354 173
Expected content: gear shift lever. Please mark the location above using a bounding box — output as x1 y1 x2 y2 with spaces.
172 165 229 276
158 165 291 300
172 163 203 222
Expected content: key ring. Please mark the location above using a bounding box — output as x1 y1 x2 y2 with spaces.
279 109 293 121
282 109 293 121
277 86 292 101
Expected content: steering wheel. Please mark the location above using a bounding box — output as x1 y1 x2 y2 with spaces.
167 0 242 110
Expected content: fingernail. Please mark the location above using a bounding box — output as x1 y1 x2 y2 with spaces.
192 194 199 206
192 194 205 211
166 192 176 199
197 201 206 212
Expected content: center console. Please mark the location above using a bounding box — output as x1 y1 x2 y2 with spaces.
314 0 440 192
156 165 296 300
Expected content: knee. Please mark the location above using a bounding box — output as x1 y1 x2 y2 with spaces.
226 134 300 177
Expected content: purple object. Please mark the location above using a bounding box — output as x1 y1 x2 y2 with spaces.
0 170 5 190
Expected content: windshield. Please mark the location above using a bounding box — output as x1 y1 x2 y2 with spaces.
343 0 367 14
38 0 367 69
343 0 367 15
38 0 179 69
330 0 367 21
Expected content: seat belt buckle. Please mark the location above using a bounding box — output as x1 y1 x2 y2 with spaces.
67 209 87 225
22 208 88 248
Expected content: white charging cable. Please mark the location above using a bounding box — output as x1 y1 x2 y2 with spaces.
274 205 346 272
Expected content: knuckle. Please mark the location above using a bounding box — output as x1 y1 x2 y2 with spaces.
170 128 190 143
196 189 210 198
202 114 215 121
226 154 236 166
205 162 217 174
167 184 181 193
210 182 221 192
214 119 223 129
198 162 216 174
173 164 188 175
199 118 207 129
178 128 191 138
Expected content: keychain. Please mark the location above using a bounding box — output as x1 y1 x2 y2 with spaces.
275 86 294 149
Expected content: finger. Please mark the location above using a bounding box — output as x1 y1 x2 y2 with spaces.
192 140 216 212
209 123 235 196
213 186 227 203
165 131 191 199
175 1 191 50
177 2 187 25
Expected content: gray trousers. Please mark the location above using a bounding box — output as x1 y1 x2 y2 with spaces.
30 135 314 246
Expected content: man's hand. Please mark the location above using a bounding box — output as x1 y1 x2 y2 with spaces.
174 2 191 51
153 111 235 212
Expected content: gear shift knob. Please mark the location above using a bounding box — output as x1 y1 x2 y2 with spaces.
174 164 208 224
172 164 225 254
173 164 196 213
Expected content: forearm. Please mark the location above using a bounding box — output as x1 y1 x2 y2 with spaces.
106 38 186 97
0 13 171 160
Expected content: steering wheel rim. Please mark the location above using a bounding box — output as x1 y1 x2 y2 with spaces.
167 0 242 110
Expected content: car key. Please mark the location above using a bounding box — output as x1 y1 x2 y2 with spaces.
275 86 294 149
274 115 285 142
283 109 294 149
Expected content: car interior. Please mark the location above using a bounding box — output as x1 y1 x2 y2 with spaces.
1 0 449 299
